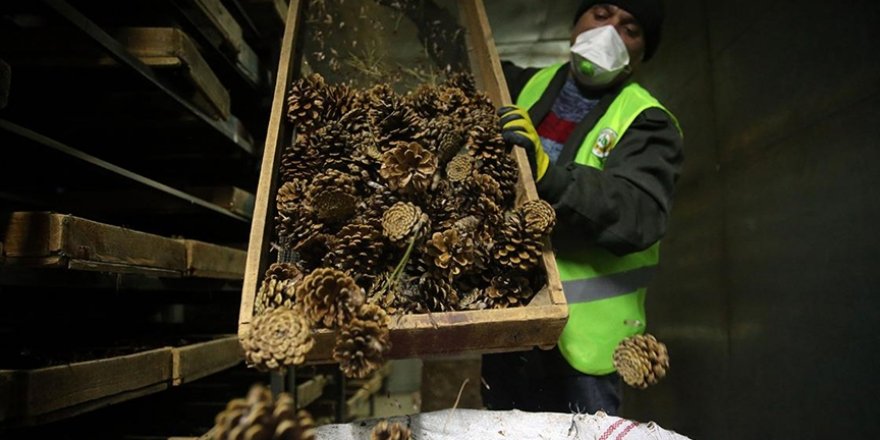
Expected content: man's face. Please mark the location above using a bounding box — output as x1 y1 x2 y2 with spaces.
571 4 647 72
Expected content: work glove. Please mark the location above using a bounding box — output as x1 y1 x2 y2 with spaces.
498 106 550 181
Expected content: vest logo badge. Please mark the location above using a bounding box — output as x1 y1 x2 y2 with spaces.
593 128 618 159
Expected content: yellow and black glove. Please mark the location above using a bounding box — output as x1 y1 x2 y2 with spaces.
498 106 550 181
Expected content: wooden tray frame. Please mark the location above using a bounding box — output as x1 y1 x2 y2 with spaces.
239 0 566 362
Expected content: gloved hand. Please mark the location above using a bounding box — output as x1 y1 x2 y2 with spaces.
498 106 550 181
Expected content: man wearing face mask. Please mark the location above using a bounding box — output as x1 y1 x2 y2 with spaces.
481 0 683 415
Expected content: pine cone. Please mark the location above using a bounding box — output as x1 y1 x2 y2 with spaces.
264 262 304 282
492 212 543 272
360 186 404 223
241 308 315 371
307 170 359 222
436 86 470 115
281 134 322 182
277 179 308 212
520 199 556 236
371 420 412 440
443 72 478 97
324 82 358 122
467 128 506 161
484 273 534 308
418 274 459 312
382 202 424 244
308 121 351 166
296 268 365 329
324 221 385 276
478 152 519 204
445 154 473 183
255 277 297 315
212 384 315 440
333 304 391 379
287 73 327 134
613 334 670 389
379 142 438 194
457 288 488 311
407 84 442 119
377 105 423 146
424 228 476 280
276 207 324 250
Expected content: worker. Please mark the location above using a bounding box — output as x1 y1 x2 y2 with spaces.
482 0 683 415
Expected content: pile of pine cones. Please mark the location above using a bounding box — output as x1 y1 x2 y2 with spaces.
244 72 555 379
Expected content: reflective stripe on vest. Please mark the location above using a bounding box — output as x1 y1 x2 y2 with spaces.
517 63 680 375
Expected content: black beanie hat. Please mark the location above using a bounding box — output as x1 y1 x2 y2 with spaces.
574 0 665 61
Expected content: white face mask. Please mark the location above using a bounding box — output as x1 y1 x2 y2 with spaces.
570 25 631 87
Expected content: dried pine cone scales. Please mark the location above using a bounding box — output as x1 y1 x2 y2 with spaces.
261 72 557 378
613 334 670 389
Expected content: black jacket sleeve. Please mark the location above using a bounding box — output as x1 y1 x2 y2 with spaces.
536 107 684 256
501 61 541 103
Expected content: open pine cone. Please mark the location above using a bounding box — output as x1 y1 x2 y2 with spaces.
443 72 478 97
286 73 327 133
492 211 543 272
281 134 322 182
254 277 297 315
212 384 315 440
424 228 476 280
382 202 424 244
324 221 385 275
520 199 557 236
241 308 315 372
276 207 324 250
418 274 459 312
370 420 412 440
276 179 307 212
296 268 365 329
380 142 438 194
333 304 391 379
613 334 670 389
307 170 359 222
484 273 534 308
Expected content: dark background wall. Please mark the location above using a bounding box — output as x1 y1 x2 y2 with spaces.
620 1 880 438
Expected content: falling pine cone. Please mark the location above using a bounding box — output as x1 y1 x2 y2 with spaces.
371 420 413 440
254 277 297 315
446 154 473 183
286 73 327 133
296 268 365 329
492 211 543 272
379 142 438 194
613 334 670 390
382 202 424 244
484 273 534 309
424 227 476 280
333 303 391 379
520 199 557 236
212 384 315 440
307 169 359 222
324 221 385 276
241 308 315 372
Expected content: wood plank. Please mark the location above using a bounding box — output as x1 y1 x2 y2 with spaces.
185 186 255 218
171 337 243 386
187 0 262 84
296 374 329 408
114 27 232 119
239 0 303 336
242 0 289 26
2 212 187 277
345 363 392 416
0 347 172 422
181 240 247 279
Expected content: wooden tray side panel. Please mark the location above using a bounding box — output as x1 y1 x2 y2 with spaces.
239 0 304 336
240 0 567 354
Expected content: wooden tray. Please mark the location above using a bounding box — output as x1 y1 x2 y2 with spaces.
238 0 566 362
